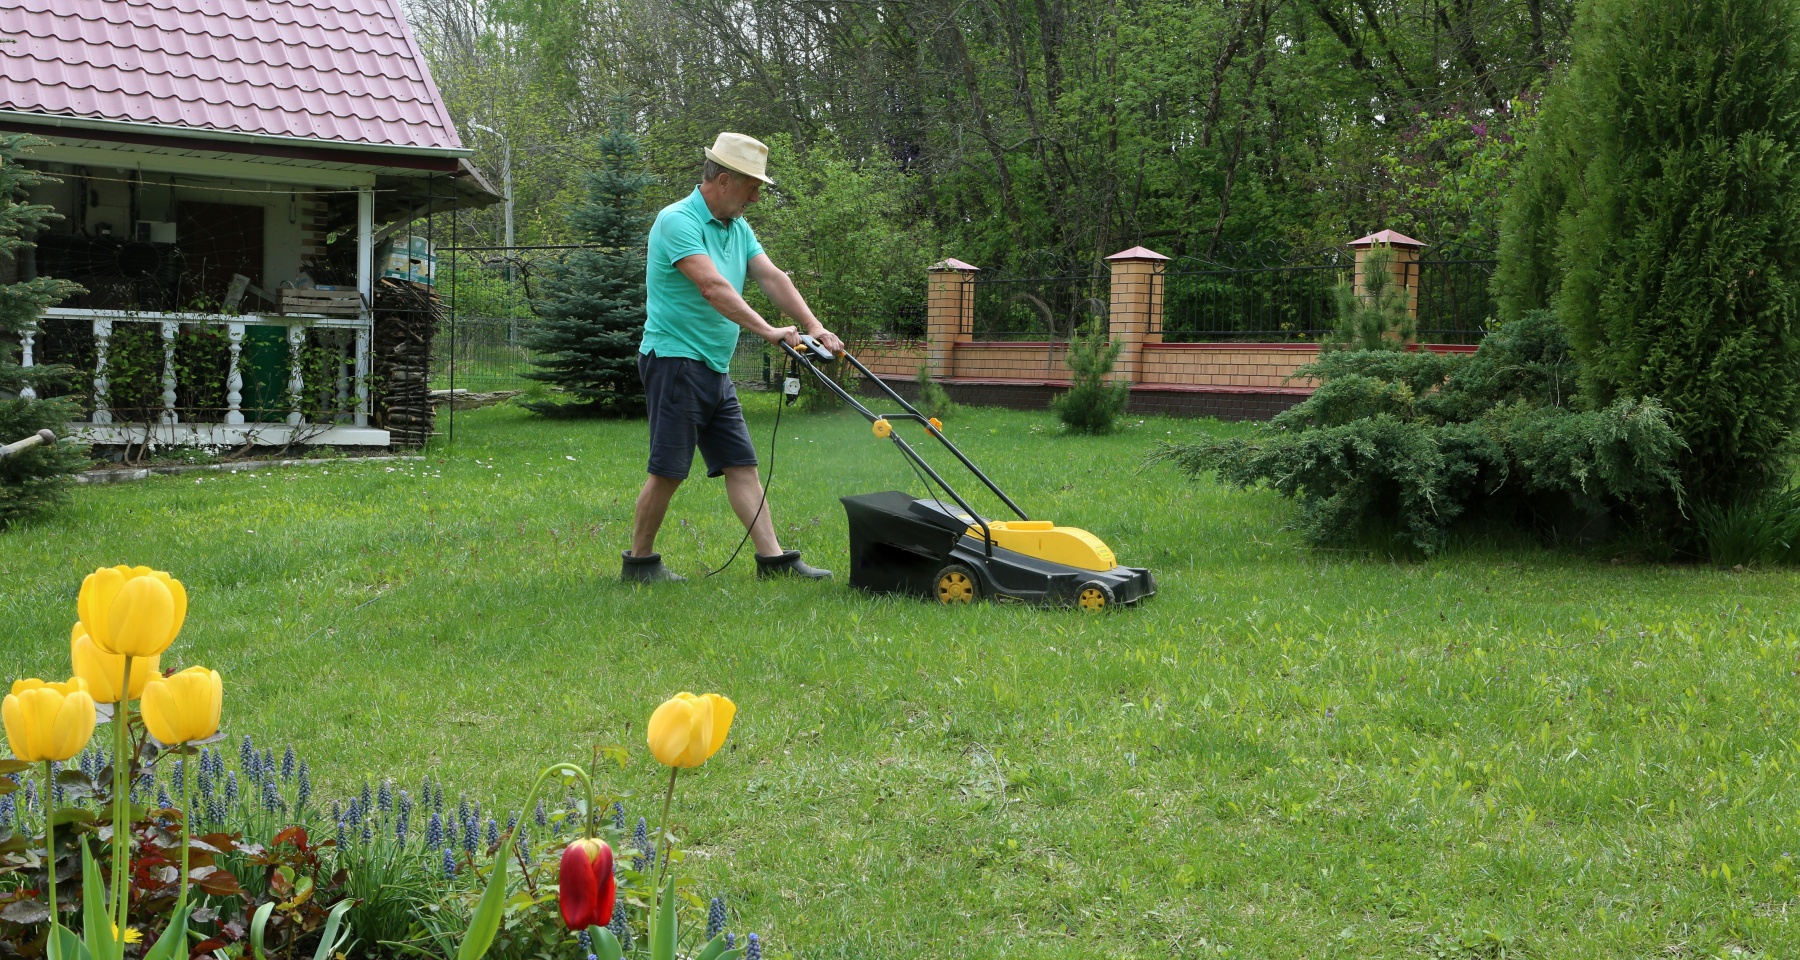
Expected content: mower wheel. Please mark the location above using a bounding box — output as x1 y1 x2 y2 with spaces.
1077 581 1112 612
934 563 981 604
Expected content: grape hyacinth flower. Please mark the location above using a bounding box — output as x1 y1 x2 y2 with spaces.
225 770 239 805
22 779 36 813
245 751 261 786
336 820 348 850
262 778 281 813
362 818 374 844
612 802 626 832
282 745 296 781
745 933 762 960
457 795 470 825
577 930 592 953
157 785 173 810
442 848 457 880
240 735 255 770
396 813 409 846
707 897 727 941
486 818 498 848
534 799 548 829
361 781 373 814
631 818 649 872
398 789 414 823
427 811 444 850
610 907 631 950
378 779 393 814
0 793 13 829
505 814 517 836
297 761 312 812
171 758 184 791
461 816 477 855
208 794 225 824
432 777 444 814
262 749 276 779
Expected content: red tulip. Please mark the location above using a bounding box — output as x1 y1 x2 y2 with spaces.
558 838 616 929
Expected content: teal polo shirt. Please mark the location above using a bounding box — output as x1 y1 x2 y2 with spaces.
642 187 766 373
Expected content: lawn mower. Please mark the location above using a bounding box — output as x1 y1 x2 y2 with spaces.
777 336 1155 609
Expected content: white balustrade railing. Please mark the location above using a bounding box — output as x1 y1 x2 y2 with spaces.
22 308 376 440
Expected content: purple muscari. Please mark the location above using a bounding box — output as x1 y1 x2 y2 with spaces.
534 799 547 829
631 818 649 872
610 906 631 949
362 818 374 844
378 779 393 814
282 745 296 781
297 761 312 811
261 778 281 813
396 813 409 846
726 933 736 950
22 779 36 813
336 820 347 850
611 802 625 832
745 933 762 960
360 781 373 813
245 751 261 785
486 818 498 848
431 778 444 813
225 771 239 804
171 758 184 791
461 816 477 855
426 811 444 850
577 930 592 953
505 814 517 836
197 763 213 800
442 848 456 880
345 799 362 827
208 794 225 824
157 785 173 809
261 749 276 779
0 793 13 828
239 735 255 771
707 897 727 941
136 771 155 795
457 795 470 825
398 789 414 822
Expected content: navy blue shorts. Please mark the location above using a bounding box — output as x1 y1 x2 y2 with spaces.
639 351 758 480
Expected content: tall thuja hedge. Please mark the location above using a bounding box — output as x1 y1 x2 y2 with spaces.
1495 0 1800 508
524 119 655 417
0 135 86 526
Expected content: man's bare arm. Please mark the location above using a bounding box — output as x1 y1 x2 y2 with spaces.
748 254 843 354
675 253 798 346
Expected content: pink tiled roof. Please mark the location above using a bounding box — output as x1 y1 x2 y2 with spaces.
1 0 464 154
1349 229 1426 249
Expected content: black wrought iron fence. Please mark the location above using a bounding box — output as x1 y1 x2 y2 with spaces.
433 245 573 392
972 273 1108 341
1415 259 1497 345
1160 258 1496 344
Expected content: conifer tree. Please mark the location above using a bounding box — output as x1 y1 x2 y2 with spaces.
524 118 655 417
1495 0 1800 507
0 135 87 526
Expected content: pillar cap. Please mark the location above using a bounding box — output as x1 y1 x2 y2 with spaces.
930 258 980 272
1105 246 1171 262
1348 230 1426 250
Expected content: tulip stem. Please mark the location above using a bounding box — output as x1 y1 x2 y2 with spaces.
652 767 677 903
110 657 133 939
177 747 191 908
41 761 57 933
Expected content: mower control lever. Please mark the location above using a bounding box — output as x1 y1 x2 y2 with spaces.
795 333 835 362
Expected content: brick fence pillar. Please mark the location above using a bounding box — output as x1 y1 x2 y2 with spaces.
927 258 978 379
1349 229 1426 320
1104 246 1170 384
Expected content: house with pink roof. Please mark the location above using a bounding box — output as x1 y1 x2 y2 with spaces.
0 0 499 447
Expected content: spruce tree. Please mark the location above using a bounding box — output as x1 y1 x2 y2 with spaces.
0 134 87 526
1494 0 1800 508
524 119 655 417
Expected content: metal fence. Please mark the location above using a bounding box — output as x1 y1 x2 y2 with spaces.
972 273 1108 341
1160 258 1498 345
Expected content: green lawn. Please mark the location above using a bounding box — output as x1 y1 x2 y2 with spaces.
3 396 1798 958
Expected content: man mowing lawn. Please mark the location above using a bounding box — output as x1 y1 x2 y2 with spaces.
623 132 845 584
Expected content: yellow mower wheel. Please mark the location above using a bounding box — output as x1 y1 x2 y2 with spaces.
935 564 980 604
1077 582 1111 612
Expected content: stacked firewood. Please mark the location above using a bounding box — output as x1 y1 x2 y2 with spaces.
372 277 438 448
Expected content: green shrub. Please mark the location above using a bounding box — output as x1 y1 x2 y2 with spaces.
1326 246 1415 351
1694 486 1800 566
1152 311 1686 552
1495 0 1800 511
913 365 958 420
1052 318 1129 434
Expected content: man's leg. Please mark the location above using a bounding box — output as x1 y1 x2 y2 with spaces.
631 474 685 557
721 464 781 557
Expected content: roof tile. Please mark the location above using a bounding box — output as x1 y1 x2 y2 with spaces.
0 0 461 150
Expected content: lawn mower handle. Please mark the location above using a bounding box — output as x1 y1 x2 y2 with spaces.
0 429 56 461
777 338 1032 544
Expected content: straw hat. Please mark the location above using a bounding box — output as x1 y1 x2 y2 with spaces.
704 132 775 186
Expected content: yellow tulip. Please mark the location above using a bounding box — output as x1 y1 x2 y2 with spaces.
646 692 735 768
70 623 160 703
140 666 222 746
78 565 186 658
3 679 97 762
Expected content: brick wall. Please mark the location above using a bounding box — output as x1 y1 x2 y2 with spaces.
950 341 1069 380
1139 343 1319 391
852 341 928 379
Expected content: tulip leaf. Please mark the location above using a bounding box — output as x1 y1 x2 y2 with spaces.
0 759 27 775
49 922 93 960
695 933 730 960
587 926 622 960
310 898 355 960
0 778 15 795
79 841 116 960
651 874 676 960
249 902 275 960
456 846 511 960
140 901 190 960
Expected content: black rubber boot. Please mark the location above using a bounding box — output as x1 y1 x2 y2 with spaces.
621 551 687 584
755 550 832 580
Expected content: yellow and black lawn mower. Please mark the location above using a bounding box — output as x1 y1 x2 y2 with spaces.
779 336 1155 609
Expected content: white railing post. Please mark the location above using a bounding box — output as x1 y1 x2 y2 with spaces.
91 317 112 425
225 322 245 425
160 321 179 425
19 323 35 401
287 324 306 426
354 325 371 427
